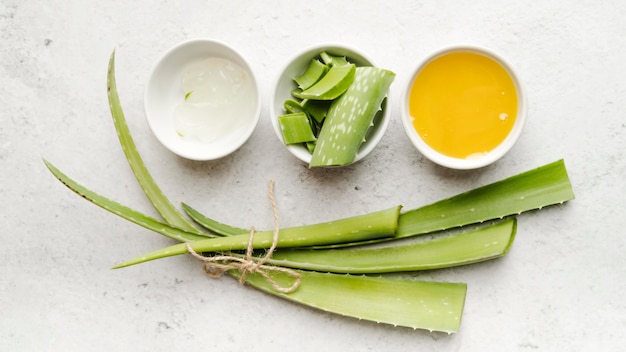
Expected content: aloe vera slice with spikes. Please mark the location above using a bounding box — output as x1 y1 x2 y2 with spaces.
310 66 395 167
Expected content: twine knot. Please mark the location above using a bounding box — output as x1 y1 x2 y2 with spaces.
186 180 301 293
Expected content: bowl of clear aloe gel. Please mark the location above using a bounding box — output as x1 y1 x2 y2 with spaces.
145 39 261 161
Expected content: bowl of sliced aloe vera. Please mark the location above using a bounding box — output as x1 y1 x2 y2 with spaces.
270 43 395 168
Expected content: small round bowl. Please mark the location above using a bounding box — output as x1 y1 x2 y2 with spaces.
401 45 527 170
144 39 261 161
270 43 391 166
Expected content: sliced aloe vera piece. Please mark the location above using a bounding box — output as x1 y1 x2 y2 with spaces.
278 112 317 144
266 218 516 273
301 99 330 124
238 269 467 333
113 205 402 268
298 63 356 100
291 88 304 100
283 99 305 114
397 159 574 238
320 51 350 67
310 66 395 167
107 51 201 234
294 58 328 90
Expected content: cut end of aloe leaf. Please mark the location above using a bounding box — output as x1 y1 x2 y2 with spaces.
278 112 317 145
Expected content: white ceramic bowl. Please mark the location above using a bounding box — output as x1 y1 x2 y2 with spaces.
270 43 391 166
401 45 527 169
144 39 261 161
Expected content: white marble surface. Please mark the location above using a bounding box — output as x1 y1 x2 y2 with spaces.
2 1 625 350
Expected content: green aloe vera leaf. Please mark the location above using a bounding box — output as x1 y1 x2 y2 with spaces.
113 205 402 268
310 66 395 167
237 269 467 333
43 159 210 242
107 50 200 233
278 112 317 145
264 218 516 273
294 58 329 90
182 202 248 236
181 160 573 249
397 159 574 238
298 63 356 100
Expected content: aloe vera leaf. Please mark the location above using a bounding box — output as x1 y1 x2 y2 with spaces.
107 50 200 233
397 159 574 238
113 205 402 268
294 58 328 90
264 218 516 273
309 66 395 167
298 63 356 100
278 112 317 144
43 159 210 242
182 160 573 249
182 202 248 236
237 269 467 333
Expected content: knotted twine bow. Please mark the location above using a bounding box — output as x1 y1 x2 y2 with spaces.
186 180 301 293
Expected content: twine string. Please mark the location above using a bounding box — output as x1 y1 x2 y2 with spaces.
186 180 301 293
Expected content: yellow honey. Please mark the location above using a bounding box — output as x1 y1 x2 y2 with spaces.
408 52 518 159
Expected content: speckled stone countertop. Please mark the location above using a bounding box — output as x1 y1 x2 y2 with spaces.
2 1 625 350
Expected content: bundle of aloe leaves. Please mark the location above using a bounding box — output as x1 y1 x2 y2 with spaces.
43 51 575 334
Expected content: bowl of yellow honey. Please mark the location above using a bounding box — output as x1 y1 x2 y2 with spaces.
401 45 526 169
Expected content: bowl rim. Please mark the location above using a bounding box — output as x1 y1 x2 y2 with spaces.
144 38 261 161
269 42 391 166
400 44 527 170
